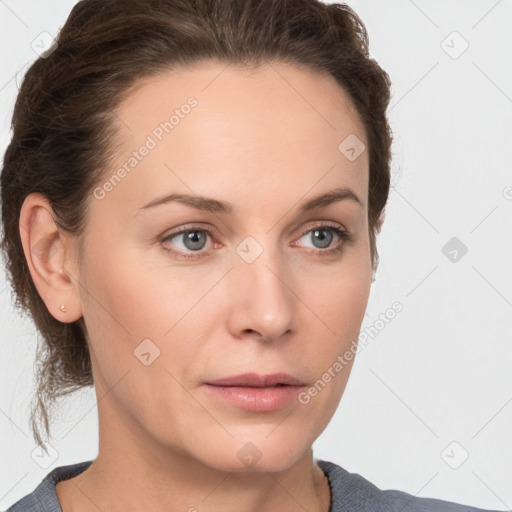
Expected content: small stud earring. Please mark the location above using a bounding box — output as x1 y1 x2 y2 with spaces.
59 304 66 313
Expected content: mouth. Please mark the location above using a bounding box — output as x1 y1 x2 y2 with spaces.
202 373 306 412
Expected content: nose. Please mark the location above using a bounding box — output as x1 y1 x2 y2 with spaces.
226 242 295 343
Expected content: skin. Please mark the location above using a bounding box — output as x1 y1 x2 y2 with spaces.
20 60 374 512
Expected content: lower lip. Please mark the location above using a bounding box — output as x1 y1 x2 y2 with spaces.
203 384 304 411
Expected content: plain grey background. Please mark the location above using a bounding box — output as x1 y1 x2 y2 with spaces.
1 0 511 510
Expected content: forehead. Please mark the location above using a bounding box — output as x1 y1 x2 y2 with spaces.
106 60 368 212
116 60 367 142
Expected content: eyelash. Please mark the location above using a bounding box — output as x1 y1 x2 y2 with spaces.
161 222 353 261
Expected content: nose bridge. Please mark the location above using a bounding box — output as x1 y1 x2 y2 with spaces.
229 233 295 340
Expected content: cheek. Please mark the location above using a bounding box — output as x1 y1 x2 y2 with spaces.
76 233 159 387
308 256 371 341
299 257 371 407
77 237 219 377
77 244 199 427
78 238 175 340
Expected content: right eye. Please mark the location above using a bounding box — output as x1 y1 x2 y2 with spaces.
161 226 217 260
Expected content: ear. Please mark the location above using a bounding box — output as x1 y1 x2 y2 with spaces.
376 208 386 232
19 192 83 323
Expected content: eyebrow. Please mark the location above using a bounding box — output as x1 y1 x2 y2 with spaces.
137 186 364 215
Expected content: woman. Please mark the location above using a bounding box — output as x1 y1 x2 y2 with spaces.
0 0 502 511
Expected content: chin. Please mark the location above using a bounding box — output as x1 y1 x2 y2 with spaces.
191 434 311 474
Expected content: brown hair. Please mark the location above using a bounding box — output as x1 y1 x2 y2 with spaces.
0 0 392 448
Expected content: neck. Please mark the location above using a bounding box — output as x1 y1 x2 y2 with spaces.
56 401 331 512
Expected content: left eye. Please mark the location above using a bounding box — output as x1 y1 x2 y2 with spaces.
298 226 343 249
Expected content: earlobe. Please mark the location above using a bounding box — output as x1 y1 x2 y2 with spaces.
18 192 83 323
376 209 385 232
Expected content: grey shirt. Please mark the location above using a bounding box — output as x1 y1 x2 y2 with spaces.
5 459 502 511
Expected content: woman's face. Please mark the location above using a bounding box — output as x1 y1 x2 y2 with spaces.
75 61 372 472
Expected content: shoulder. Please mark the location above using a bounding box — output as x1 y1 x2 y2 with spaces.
316 459 501 512
4 461 93 512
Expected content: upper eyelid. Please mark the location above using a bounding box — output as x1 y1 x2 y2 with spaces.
163 220 344 237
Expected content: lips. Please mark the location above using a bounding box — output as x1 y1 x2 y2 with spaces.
206 372 305 388
203 372 306 411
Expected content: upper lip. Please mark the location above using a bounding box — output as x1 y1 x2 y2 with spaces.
206 373 305 387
